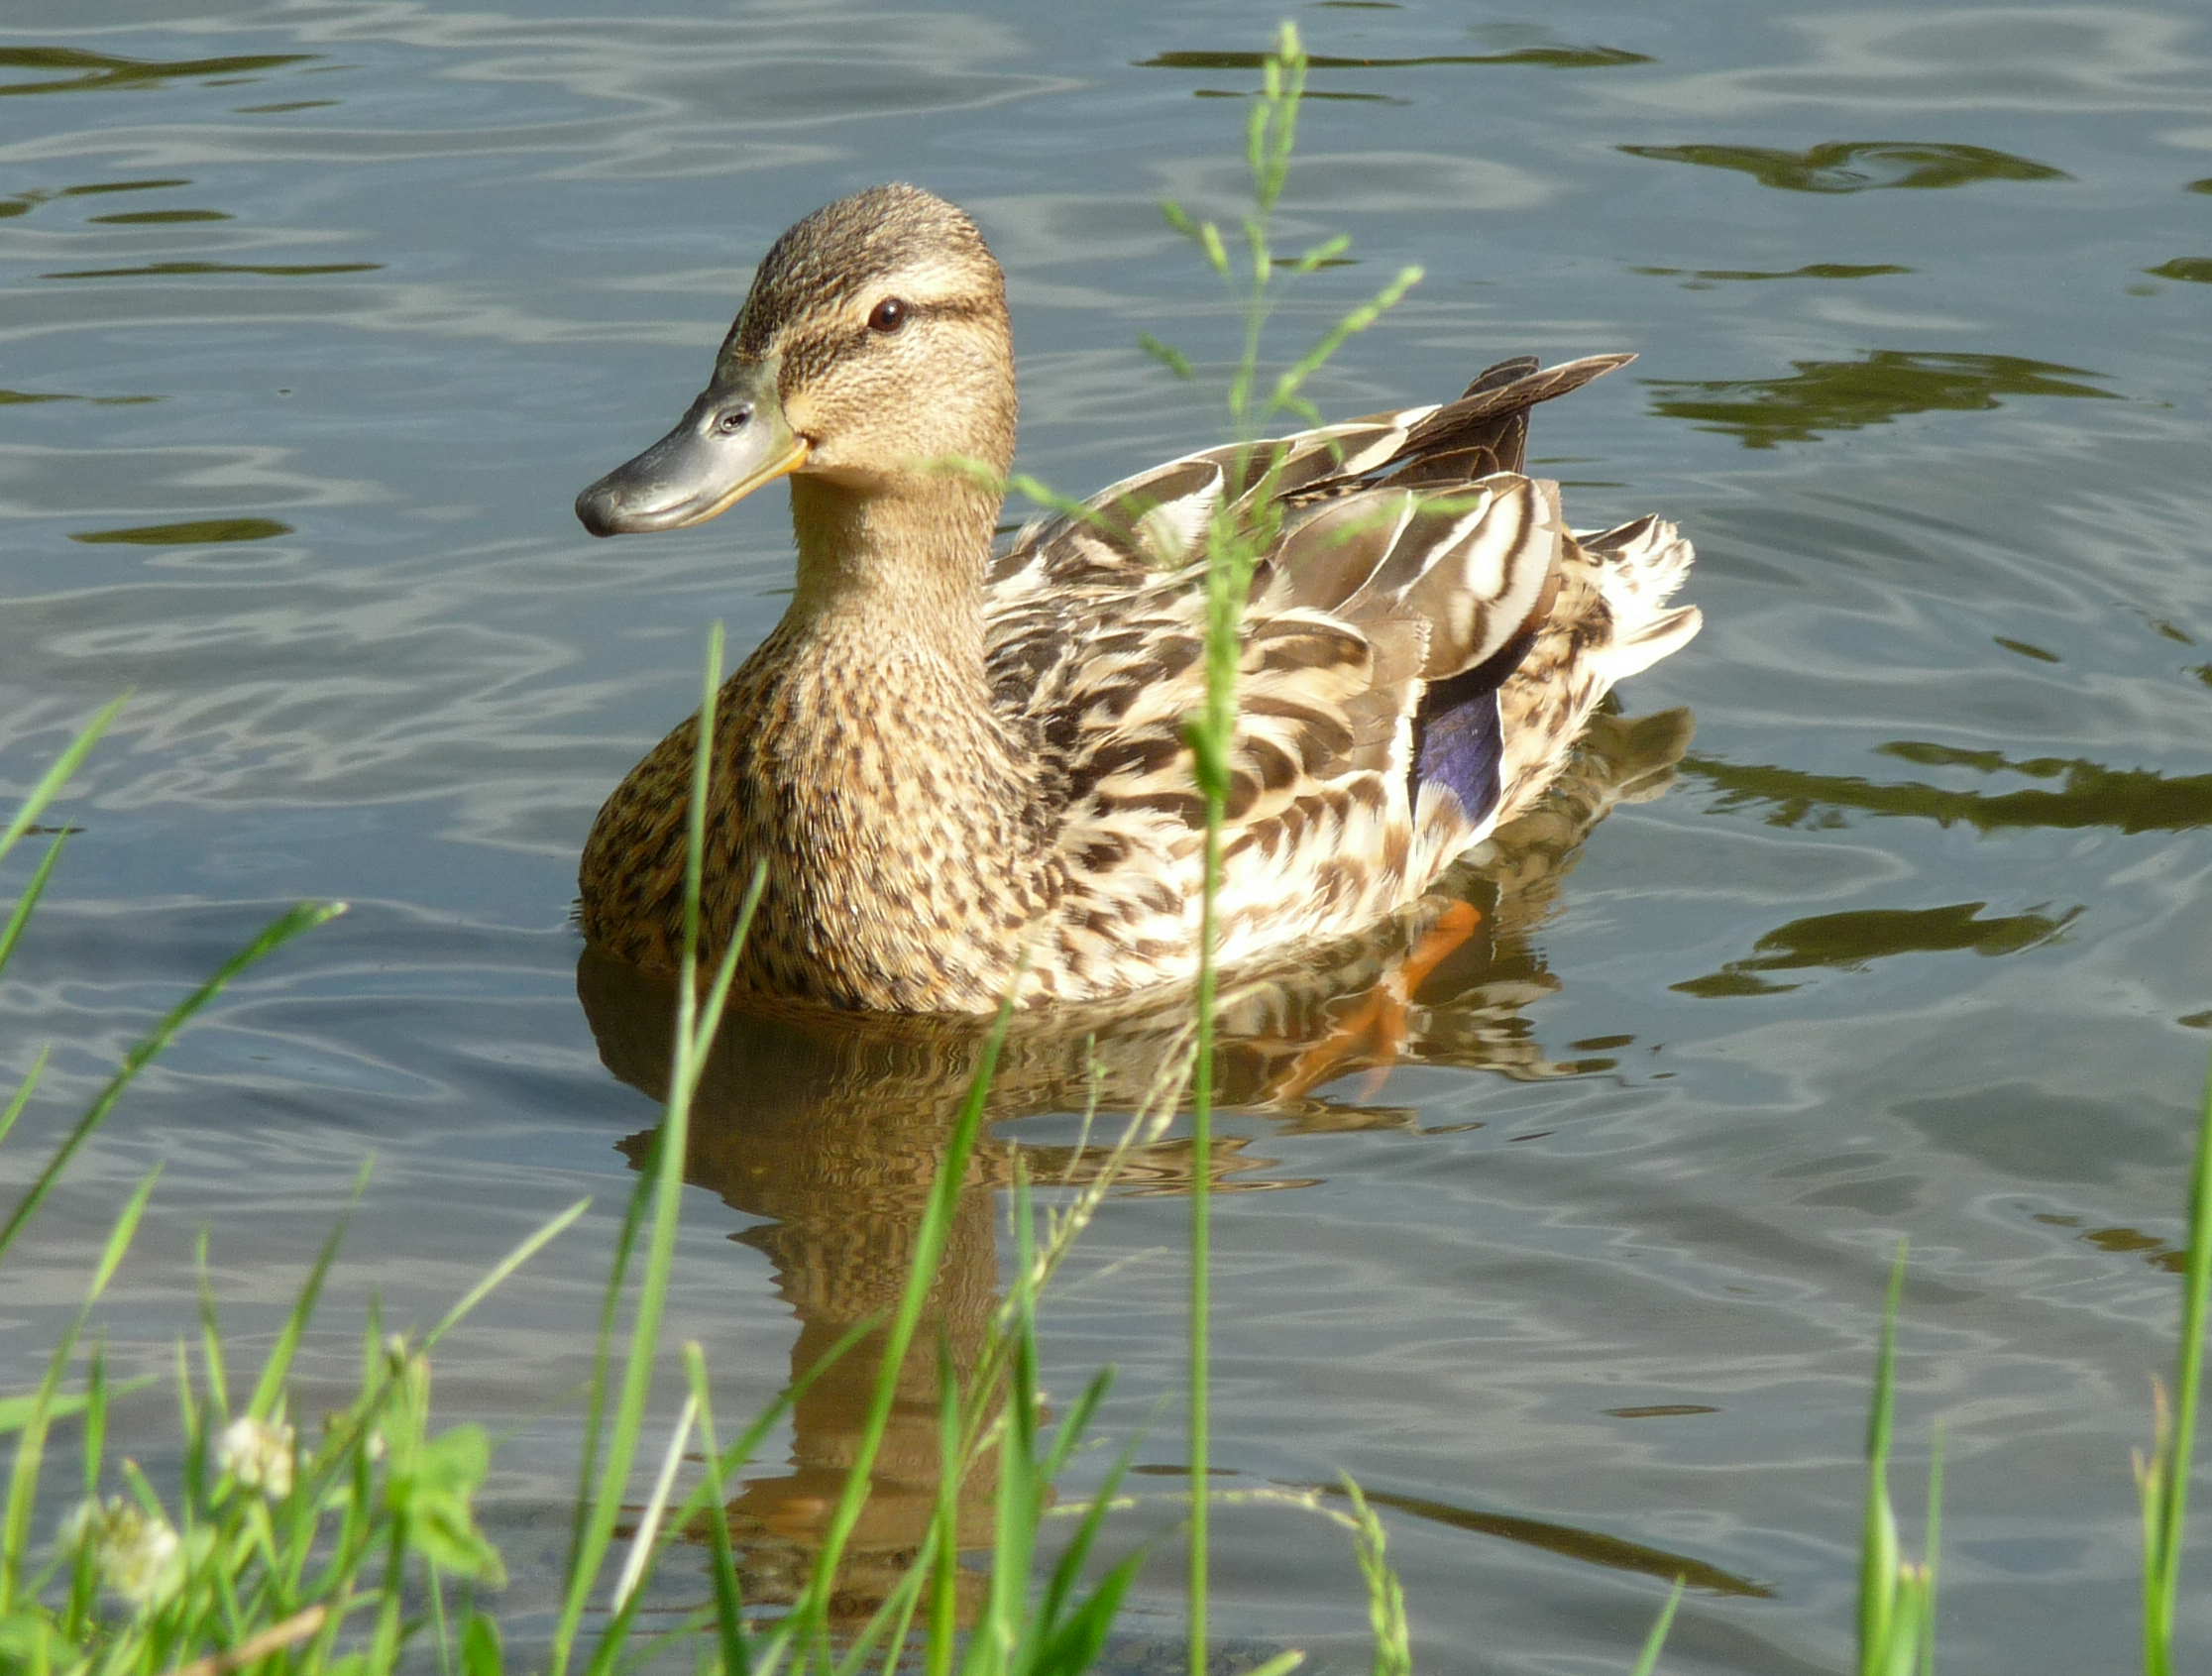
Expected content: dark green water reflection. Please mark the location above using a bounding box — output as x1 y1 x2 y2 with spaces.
0 47 315 97
69 518 291 546
1620 140 2069 193
1645 352 2118 447
1692 747 2212 836
1674 902 2080 998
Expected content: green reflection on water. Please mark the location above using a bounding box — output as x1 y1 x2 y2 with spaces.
1620 140 2068 193
0 47 315 97
87 208 231 225
1141 45 1651 71
1644 351 2117 448
71 517 291 546
57 177 190 194
1636 262 1912 282
2146 258 2212 283
1673 901 2079 998
2 178 197 220
42 260 380 279
1688 744 2212 837
0 389 156 405
2033 1212 2189 1276
1307 1483 1769 1597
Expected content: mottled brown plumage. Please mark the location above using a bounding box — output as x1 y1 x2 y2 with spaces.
575 183 1700 1011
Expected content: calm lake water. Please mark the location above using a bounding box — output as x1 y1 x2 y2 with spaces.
5 1 2211 1668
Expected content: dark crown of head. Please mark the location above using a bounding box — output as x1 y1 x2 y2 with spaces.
724 184 995 362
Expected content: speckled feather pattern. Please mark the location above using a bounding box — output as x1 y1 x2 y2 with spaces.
577 185 1700 1012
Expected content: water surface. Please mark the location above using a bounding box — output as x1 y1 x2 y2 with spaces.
4 2 2211 1669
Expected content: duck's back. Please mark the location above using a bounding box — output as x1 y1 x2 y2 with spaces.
972 355 1700 1004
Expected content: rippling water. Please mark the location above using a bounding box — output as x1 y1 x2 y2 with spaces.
5 2 2211 1669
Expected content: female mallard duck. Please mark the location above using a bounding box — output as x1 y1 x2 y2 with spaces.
575 183 1699 1013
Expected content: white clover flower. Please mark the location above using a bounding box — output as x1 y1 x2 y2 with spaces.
217 1415 296 1499
61 1496 186 1609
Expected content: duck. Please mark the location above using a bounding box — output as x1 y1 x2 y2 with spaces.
573 183 1700 1014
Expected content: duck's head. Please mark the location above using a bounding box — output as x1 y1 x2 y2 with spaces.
576 183 1016 536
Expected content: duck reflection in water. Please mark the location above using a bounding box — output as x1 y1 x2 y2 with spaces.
576 706 1693 1624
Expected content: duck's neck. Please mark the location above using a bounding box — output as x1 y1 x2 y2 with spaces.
713 470 1043 1011
784 476 1000 666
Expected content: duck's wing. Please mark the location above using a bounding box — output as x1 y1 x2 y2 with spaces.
983 352 1632 731
981 353 1692 994
988 352 1631 593
1002 472 1572 991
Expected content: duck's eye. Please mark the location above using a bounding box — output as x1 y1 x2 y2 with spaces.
716 403 752 435
867 297 908 334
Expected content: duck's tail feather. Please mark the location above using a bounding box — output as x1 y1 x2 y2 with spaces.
1378 353 1632 491
1580 512 1702 681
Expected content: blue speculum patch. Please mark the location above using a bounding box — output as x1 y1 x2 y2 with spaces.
1412 632 1525 822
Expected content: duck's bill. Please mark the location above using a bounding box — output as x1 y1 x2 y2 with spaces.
574 375 808 536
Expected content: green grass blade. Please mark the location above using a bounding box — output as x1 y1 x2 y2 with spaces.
1175 40 1348 1671
682 1345 750 1676
1859 1250 1908 1672
550 1068 678 1650
1039 1363 1115 1493
1035 1385 1136 1640
825 1334 961 1676
0 1376 155 1436
1628 1578 1685 1676
1030 1545 1148 1676
787 990 1015 1650
245 1157 371 1420
818 1353 955 1676
172 1332 205 1525
1918 1430 1942 1676
0 899 343 1267
559 1108 655 1607
2144 1052 2212 1675
988 1171 1047 1673
1882 1576 1926 1676
926 1347 962 1676
0 831 70 980
196 1228 233 1425
1264 265 1422 425
830 1538 935 1676
0 1048 50 1154
424 1197 591 1350
608 1391 697 1616
1138 332 1194 382
0 697 124 869
84 1346 110 1501
1339 1478 1409 1676
1 1167 160 1611
555 624 737 1676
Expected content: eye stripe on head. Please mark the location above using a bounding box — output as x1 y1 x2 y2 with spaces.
845 296 993 344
